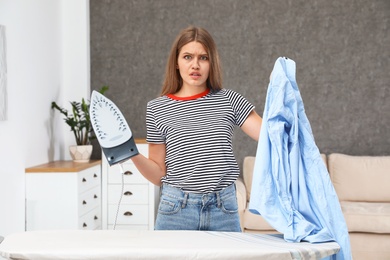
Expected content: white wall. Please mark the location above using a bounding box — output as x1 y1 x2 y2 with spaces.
0 0 90 236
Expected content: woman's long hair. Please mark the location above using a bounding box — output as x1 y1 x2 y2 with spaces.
160 26 223 96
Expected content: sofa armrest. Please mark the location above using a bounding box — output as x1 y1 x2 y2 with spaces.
236 178 247 210
236 178 247 231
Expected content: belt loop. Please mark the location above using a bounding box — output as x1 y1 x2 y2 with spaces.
216 192 221 208
182 192 188 208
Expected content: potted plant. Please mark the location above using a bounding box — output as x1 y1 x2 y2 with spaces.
51 86 109 162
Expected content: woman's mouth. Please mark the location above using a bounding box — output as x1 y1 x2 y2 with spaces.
190 73 201 79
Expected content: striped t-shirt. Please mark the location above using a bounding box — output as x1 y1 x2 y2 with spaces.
146 88 255 193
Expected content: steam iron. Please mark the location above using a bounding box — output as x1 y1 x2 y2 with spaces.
90 91 139 166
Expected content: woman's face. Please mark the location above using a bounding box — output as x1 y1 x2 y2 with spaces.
177 41 210 91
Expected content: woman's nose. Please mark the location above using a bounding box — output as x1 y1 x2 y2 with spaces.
192 59 200 69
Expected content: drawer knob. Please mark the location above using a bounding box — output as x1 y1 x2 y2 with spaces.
93 173 98 178
82 178 87 182
124 171 133 176
124 191 133 196
124 211 133 216
83 223 87 228
83 200 87 205
94 216 98 220
94 194 98 199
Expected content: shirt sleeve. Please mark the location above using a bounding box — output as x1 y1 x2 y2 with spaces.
146 102 165 144
226 89 255 126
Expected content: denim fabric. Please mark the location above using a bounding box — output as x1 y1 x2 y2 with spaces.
248 57 351 260
155 183 241 232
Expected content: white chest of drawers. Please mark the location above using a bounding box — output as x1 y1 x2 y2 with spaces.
101 141 160 230
25 160 102 230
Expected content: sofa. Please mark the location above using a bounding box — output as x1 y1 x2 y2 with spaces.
236 153 390 260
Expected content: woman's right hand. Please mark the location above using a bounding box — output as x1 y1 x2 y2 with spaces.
131 143 166 186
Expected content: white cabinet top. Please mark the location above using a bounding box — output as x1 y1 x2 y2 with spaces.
25 160 101 173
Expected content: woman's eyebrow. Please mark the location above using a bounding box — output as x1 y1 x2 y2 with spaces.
182 52 208 56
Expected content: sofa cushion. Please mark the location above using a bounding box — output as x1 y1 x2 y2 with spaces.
328 153 390 202
243 205 276 231
341 201 390 233
349 233 390 260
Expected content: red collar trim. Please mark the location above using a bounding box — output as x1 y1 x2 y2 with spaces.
167 89 210 101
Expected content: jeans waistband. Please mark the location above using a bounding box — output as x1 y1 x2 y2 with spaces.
160 183 236 209
161 183 235 198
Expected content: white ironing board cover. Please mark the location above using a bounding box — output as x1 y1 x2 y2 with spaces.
0 230 339 260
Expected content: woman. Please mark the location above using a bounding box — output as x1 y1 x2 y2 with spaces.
131 26 262 231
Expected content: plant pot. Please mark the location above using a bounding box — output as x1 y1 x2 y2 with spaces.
69 145 93 163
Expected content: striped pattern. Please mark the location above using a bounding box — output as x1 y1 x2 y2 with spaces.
206 232 340 259
146 89 254 193
0 230 340 260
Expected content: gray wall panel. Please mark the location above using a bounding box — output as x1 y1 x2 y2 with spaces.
90 0 390 168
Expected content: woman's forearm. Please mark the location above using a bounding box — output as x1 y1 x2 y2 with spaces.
130 153 166 186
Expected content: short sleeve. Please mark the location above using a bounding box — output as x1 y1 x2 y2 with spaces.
226 89 255 126
146 102 165 144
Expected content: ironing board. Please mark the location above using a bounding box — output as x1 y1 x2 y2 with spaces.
0 230 339 260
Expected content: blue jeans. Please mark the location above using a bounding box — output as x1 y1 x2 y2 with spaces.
155 183 241 232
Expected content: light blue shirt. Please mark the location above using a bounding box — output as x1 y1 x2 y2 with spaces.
249 57 351 259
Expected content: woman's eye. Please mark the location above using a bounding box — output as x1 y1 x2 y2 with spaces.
200 56 208 61
184 55 191 60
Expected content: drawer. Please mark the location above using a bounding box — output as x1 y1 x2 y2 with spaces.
108 184 149 205
79 187 101 216
108 163 147 184
79 206 101 230
108 204 149 225
78 166 101 192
